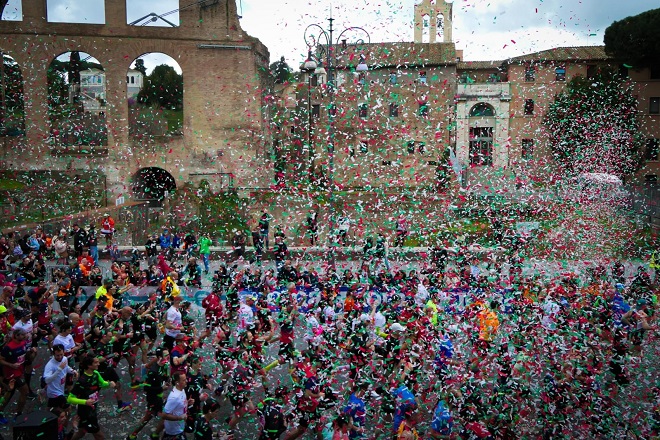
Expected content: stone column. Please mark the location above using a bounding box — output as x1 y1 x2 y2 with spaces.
21 50 49 158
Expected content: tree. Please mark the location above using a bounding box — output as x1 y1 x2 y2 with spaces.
270 56 292 84
604 8 660 70
137 64 183 110
134 58 147 76
543 69 643 178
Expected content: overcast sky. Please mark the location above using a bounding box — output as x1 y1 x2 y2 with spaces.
2 0 656 69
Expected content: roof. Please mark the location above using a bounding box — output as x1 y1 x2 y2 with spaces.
505 46 610 64
321 42 457 69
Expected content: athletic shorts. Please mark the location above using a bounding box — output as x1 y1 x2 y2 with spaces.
47 395 70 410
146 392 164 414
278 343 296 361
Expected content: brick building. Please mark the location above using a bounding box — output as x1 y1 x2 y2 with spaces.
284 0 659 191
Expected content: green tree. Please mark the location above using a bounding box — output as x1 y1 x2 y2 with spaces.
543 69 643 177
134 58 147 76
138 64 183 110
604 8 660 70
1 53 25 135
270 56 292 84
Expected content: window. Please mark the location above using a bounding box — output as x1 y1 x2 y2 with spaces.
419 71 427 84
407 141 416 154
290 126 295 135
310 74 318 87
524 66 535 82
650 97 660 115
359 140 368 154
587 65 598 79
418 142 426 154
469 127 493 166
524 99 535 116
418 102 429 117
47 0 106 23
645 174 658 183
389 103 399 118
521 139 534 160
646 138 659 161
1 0 22 21
358 103 368 119
311 104 320 118
651 65 660 80
389 72 397 85
555 66 566 81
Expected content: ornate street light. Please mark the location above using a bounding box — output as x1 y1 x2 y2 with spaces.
302 18 370 264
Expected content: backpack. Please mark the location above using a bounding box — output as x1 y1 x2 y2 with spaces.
260 399 286 437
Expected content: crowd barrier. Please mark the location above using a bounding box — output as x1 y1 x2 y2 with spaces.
77 285 517 314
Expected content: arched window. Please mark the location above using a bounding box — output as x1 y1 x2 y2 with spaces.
422 14 430 43
436 14 444 40
47 51 107 147
127 53 183 139
469 103 495 117
0 51 25 137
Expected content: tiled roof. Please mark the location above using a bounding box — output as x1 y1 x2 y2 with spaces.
505 46 610 64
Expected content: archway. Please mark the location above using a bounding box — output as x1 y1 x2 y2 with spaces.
468 103 495 166
0 51 25 136
127 52 183 140
47 51 107 147
132 167 177 202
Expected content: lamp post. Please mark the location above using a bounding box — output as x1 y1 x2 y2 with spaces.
303 18 370 265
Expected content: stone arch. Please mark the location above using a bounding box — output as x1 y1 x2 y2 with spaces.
469 102 495 117
47 50 107 146
126 52 183 140
132 166 177 202
0 49 25 136
468 102 496 166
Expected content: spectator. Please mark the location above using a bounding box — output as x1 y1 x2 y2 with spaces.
100 213 115 246
71 224 87 258
259 211 271 250
198 233 213 274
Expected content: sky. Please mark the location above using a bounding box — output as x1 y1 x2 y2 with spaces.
2 0 657 69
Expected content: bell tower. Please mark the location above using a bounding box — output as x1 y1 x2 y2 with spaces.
414 0 453 44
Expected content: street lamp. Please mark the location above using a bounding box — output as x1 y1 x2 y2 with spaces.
302 17 370 265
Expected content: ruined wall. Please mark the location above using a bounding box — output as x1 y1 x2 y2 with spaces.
0 0 272 201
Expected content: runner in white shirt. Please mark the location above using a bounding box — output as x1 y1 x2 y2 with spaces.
162 371 191 437
43 344 75 411
237 296 255 333
52 321 78 357
164 295 184 350
12 310 35 346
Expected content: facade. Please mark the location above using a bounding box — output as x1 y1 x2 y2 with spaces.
78 68 107 115
126 69 144 99
284 0 658 191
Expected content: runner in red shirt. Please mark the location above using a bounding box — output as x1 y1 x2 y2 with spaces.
0 328 32 423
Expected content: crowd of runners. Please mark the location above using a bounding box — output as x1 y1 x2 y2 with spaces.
0 217 658 440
